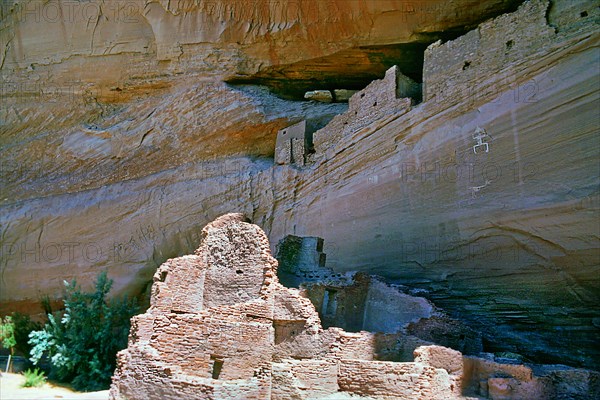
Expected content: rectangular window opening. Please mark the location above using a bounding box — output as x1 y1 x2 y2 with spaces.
211 357 224 379
322 288 337 317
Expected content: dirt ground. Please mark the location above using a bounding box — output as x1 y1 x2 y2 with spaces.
0 373 109 400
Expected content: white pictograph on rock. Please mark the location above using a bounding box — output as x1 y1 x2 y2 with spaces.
473 126 490 154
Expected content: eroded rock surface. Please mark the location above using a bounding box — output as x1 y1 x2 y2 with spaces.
267 0 600 369
1 0 599 373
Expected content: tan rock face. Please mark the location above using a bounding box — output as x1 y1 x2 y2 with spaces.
0 0 519 204
0 81 346 202
1 0 599 375
1 0 522 74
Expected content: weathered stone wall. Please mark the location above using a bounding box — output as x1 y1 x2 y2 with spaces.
271 360 339 399
111 214 600 399
275 235 326 279
461 355 600 399
198 213 275 308
111 214 276 399
338 359 453 400
114 214 471 399
152 256 206 313
302 272 435 335
303 274 371 331
547 0 600 35
313 66 415 156
275 121 308 166
423 0 555 103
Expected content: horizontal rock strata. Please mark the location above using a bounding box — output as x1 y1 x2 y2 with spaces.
1 0 598 371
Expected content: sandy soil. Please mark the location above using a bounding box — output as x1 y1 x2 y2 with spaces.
0 373 109 400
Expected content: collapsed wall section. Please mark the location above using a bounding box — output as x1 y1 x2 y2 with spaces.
110 214 600 400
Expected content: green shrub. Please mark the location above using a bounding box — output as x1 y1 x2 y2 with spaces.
29 271 138 391
0 315 17 372
0 316 17 351
11 313 42 356
22 368 46 388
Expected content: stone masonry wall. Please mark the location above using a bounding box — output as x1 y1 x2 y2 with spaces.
313 66 415 156
423 0 555 103
111 214 468 400
338 359 453 400
110 214 600 399
271 359 339 399
275 120 307 166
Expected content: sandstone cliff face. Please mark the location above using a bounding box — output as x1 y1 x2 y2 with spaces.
1 0 521 203
1 0 521 78
1 0 599 373
263 0 600 369
1 0 523 310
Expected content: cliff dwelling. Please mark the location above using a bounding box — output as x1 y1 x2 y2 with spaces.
110 214 600 399
0 0 598 399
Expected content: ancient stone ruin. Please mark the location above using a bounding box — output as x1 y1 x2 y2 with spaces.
110 214 599 399
2 0 599 397
274 121 311 167
274 65 421 167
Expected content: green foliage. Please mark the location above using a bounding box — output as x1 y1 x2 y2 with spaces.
11 313 42 356
29 271 138 391
0 316 17 352
40 295 53 316
21 368 46 388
